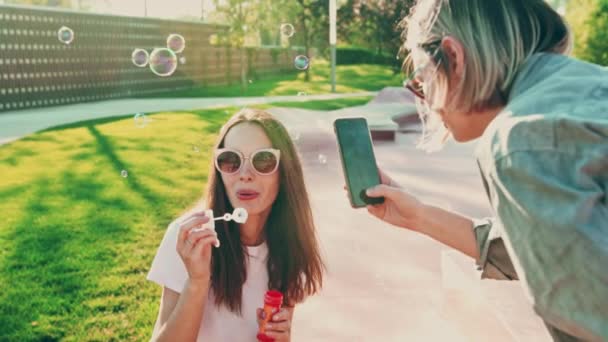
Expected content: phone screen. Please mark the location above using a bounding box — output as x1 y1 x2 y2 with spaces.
334 117 384 208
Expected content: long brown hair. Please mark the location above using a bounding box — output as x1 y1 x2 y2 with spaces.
204 108 324 314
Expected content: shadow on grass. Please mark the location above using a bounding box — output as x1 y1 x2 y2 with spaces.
0 126 178 340
87 126 166 209
191 108 233 135
0 175 133 340
39 114 137 134
1 147 37 166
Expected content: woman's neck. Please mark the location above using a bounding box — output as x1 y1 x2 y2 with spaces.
240 209 269 246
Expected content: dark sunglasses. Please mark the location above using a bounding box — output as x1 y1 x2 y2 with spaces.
403 39 444 100
214 148 281 175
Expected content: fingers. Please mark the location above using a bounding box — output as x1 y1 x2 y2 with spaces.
189 233 220 255
264 320 290 334
270 307 291 322
177 212 212 250
257 307 279 322
184 229 218 254
264 308 291 340
366 204 384 219
366 184 399 200
183 212 211 228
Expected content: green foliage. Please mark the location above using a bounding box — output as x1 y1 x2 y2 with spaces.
337 0 414 71
336 46 396 66
136 60 403 98
567 0 608 65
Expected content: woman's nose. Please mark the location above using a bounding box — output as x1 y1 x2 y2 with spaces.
239 159 255 180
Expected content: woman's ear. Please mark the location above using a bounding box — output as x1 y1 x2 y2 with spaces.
440 36 465 81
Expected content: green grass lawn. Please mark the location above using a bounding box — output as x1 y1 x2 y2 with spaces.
0 98 369 341
139 59 403 98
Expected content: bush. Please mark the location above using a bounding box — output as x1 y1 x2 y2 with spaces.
336 46 396 65
566 0 608 66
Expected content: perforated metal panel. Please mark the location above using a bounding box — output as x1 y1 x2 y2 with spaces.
0 5 298 112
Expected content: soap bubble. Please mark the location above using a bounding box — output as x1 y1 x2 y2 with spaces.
166 33 185 53
192 145 200 153
134 113 148 128
297 91 307 96
57 26 74 45
149 48 178 77
131 48 149 67
294 55 310 70
121 170 128 178
179 56 187 65
248 79 252 84
232 208 248 223
318 154 327 164
280 23 295 38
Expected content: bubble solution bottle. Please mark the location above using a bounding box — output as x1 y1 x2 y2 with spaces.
256 290 283 342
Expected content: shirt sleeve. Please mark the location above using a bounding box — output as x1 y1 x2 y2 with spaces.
487 150 608 340
473 217 518 280
146 220 189 293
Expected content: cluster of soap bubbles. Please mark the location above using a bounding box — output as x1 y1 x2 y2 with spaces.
130 33 186 77
279 23 310 72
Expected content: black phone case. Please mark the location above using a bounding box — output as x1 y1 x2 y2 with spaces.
333 117 385 208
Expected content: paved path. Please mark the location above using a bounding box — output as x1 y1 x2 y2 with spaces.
0 92 374 146
267 106 551 341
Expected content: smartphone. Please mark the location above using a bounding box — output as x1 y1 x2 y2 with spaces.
334 117 384 208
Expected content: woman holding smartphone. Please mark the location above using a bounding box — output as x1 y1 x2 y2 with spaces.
363 0 608 340
147 108 324 341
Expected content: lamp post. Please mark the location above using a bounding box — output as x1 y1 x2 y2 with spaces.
329 0 337 93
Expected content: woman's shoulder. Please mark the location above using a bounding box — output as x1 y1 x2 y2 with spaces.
475 112 556 163
477 103 608 165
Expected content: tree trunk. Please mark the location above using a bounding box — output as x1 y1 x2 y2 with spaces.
302 16 310 82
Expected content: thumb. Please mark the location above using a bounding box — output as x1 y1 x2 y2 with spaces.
366 184 400 200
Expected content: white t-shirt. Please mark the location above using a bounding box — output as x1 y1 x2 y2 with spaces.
147 218 270 342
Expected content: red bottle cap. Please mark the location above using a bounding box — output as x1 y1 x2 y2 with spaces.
264 290 283 307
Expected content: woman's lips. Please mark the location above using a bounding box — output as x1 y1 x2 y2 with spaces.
237 190 260 201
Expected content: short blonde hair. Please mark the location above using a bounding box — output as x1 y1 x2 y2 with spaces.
401 0 571 151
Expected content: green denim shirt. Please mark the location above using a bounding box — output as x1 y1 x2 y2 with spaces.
473 53 608 341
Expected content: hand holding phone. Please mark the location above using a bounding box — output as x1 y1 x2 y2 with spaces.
334 117 385 208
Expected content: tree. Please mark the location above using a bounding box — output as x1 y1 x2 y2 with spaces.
292 0 329 81
211 0 260 92
567 0 608 65
337 0 414 71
